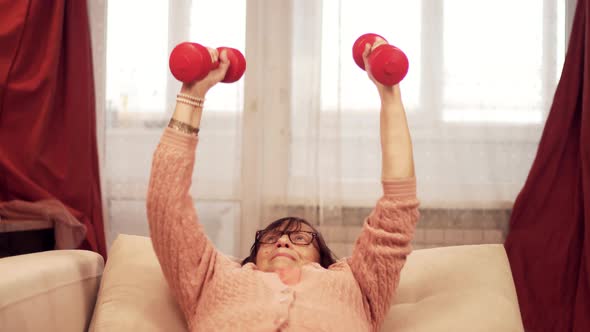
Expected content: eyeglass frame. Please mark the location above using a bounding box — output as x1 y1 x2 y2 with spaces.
255 229 318 246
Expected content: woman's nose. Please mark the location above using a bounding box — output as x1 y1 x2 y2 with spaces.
275 234 291 247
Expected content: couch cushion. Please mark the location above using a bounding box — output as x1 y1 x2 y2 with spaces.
0 250 104 332
90 235 523 332
382 244 524 331
89 234 187 332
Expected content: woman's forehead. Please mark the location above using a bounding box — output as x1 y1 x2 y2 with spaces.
273 220 314 232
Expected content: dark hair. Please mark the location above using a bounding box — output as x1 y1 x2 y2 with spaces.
241 216 338 268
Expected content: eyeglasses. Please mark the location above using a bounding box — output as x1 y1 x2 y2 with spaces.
256 230 317 245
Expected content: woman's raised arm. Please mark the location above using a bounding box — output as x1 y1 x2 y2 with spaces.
146 49 233 321
347 43 420 331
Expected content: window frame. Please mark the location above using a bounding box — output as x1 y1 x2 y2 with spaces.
316 0 568 144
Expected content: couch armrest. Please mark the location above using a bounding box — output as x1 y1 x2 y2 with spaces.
382 244 524 332
0 250 104 332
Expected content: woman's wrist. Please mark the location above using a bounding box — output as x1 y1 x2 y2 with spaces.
170 86 206 131
378 85 401 104
180 83 208 99
171 102 199 127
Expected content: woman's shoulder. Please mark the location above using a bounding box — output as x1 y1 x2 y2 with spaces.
327 257 352 271
211 253 243 271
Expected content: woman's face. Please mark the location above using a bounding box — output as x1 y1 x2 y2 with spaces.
255 222 321 272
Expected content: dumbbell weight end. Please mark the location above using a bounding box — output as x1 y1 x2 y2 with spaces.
169 42 213 83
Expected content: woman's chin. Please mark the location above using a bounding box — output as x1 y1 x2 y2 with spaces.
270 258 297 270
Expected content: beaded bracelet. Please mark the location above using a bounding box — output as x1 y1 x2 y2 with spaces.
177 93 205 108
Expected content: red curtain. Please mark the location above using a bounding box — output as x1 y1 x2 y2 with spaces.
0 0 106 258
504 0 589 330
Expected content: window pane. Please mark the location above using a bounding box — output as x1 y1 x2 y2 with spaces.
321 0 421 112
106 1 168 113
190 0 246 112
443 0 548 124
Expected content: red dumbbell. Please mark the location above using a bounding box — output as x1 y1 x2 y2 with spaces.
352 33 408 86
169 42 246 83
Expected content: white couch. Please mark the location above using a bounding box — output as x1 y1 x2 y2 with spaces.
0 234 524 331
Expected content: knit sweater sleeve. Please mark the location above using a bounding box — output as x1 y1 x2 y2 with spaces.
146 128 230 321
348 177 419 331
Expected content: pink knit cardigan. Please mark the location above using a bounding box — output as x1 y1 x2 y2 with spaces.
147 128 420 332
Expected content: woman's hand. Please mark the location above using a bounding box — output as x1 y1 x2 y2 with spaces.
180 48 231 98
362 43 400 102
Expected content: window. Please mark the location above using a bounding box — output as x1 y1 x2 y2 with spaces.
443 0 565 124
104 1 246 251
106 1 168 114
321 0 422 112
106 0 245 117
320 0 566 124
309 0 568 207
189 0 246 112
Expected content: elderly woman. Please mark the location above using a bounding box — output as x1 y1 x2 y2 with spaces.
147 44 419 332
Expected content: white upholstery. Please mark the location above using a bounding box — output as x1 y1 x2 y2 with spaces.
0 234 523 331
89 235 186 332
383 244 524 331
88 234 524 332
0 250 104 332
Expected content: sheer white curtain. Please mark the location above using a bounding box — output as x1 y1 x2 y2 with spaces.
282 0 567 255
313 0 566 208
101 0 245 255
95 0 569 258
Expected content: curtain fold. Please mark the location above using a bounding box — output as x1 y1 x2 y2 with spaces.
0 0 107 258
504 0 589 330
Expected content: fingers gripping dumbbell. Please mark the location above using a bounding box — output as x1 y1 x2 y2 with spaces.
169 42 246 83
352 33 409 86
